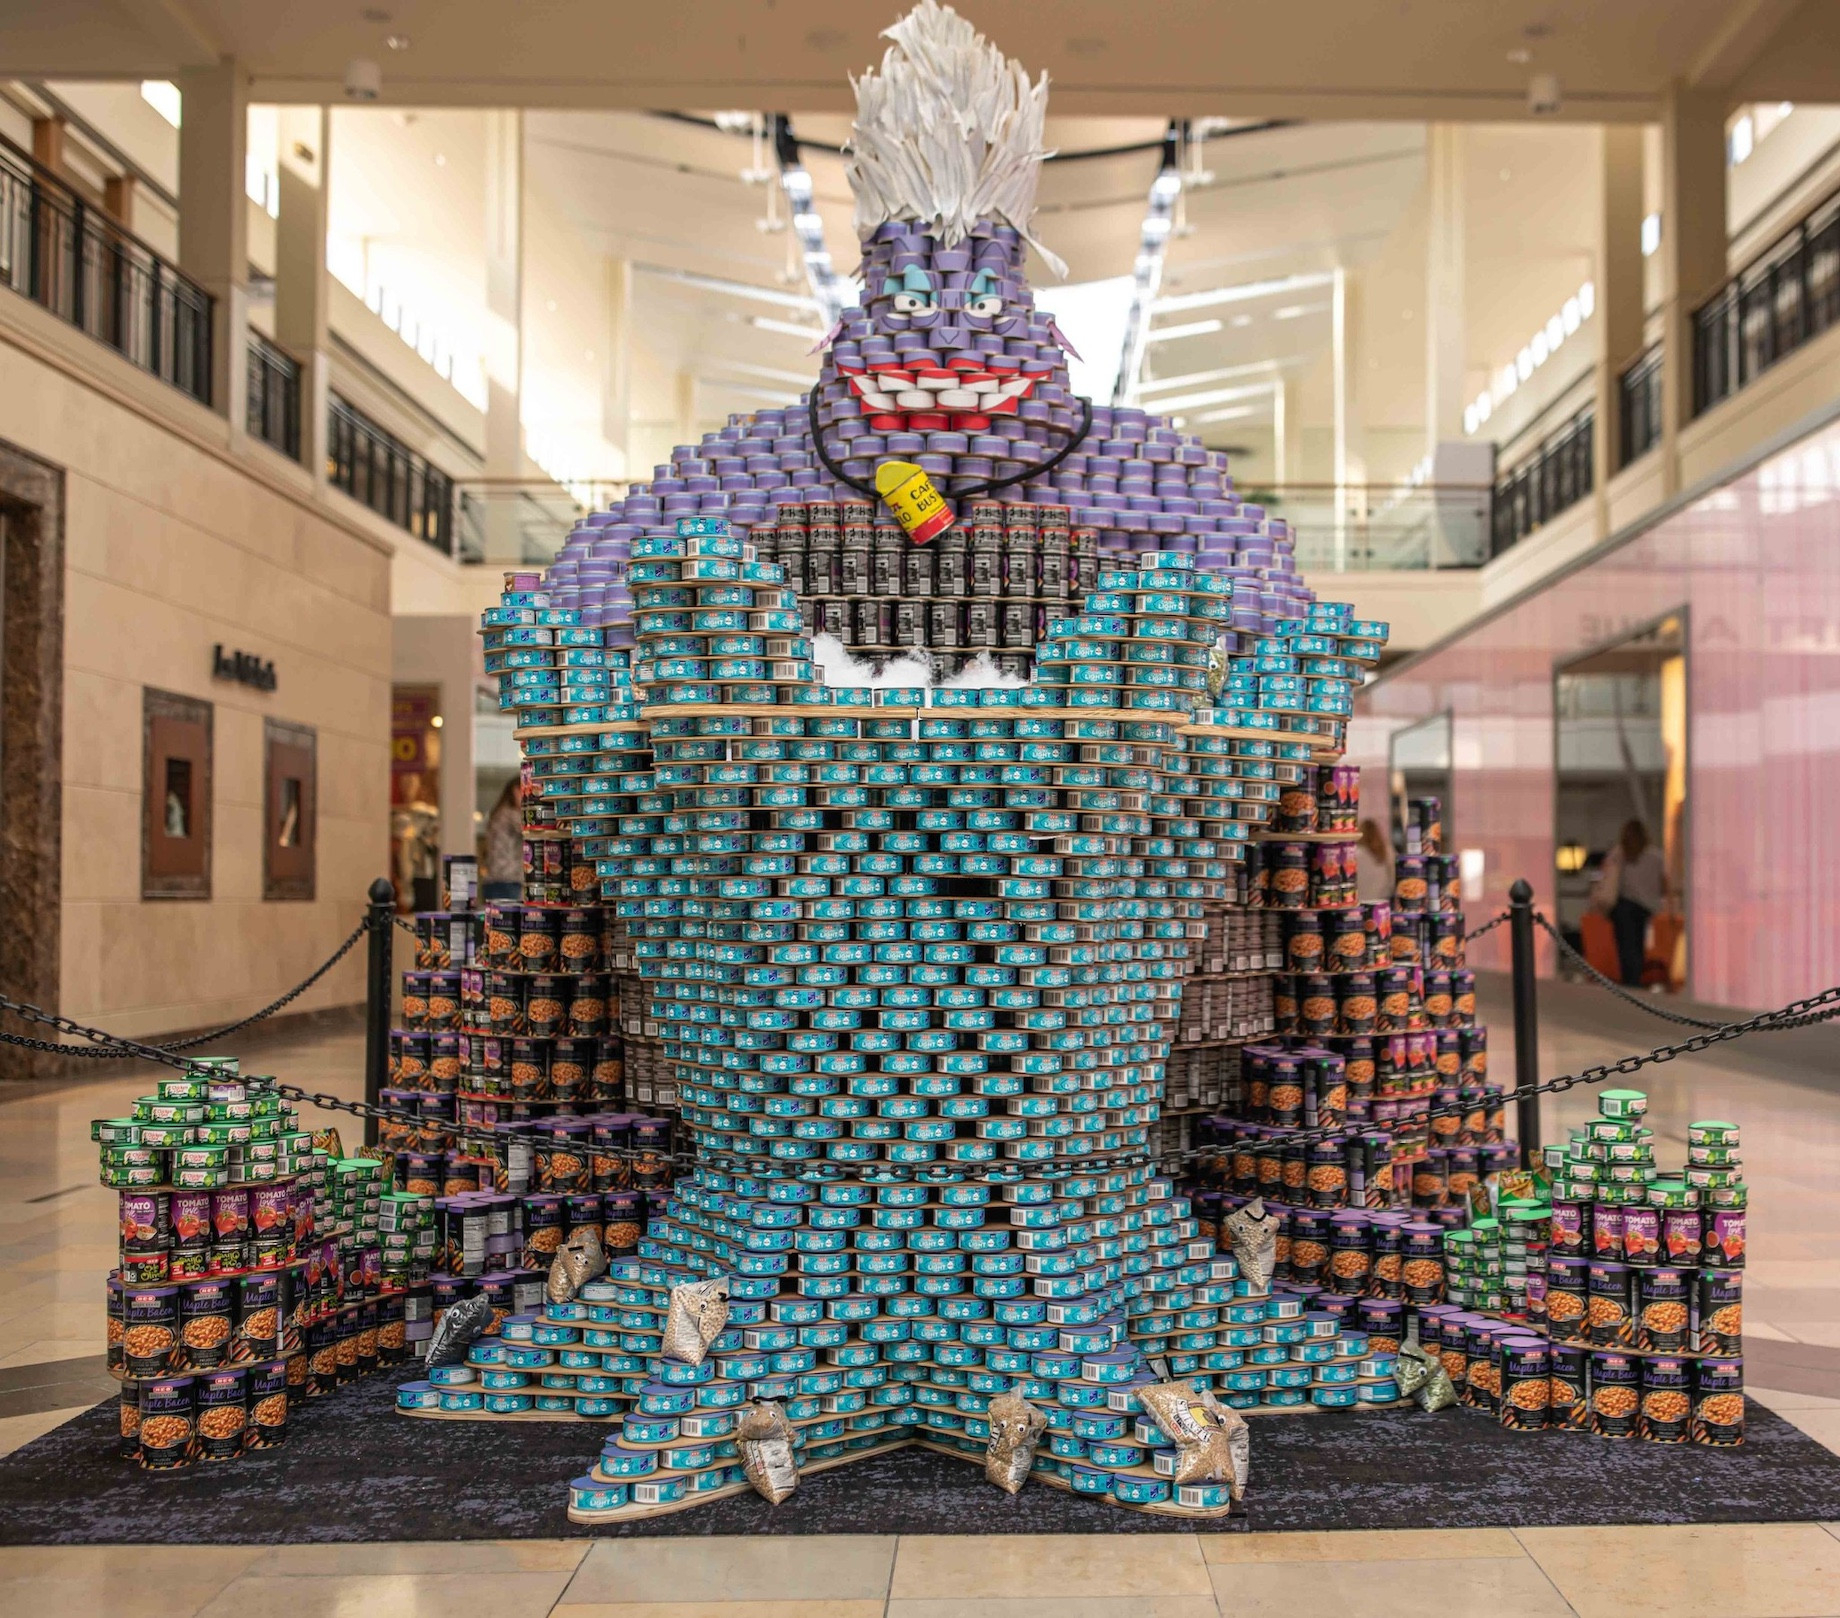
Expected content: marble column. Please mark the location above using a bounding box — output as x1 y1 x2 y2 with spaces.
483 109 524 562
275 106 332 488
1659 83 1728 498
1594 123 1647 519
176 59 249 434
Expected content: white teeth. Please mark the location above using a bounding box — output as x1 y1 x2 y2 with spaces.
964 377 1001 395
857 389 897 411
937 389 978 409
895 390 933 409
914 374 957 391
998 378 1032 397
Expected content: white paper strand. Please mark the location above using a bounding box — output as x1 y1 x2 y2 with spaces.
846 1 1066 277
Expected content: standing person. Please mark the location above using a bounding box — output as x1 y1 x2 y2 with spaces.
1355 817 1394 904
1597 819 1667 986
482 778 524 901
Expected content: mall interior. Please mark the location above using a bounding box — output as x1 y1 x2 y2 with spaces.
3 0 1840 1611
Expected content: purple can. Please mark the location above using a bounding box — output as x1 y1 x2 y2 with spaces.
1623 1202 1661 1267
193 1366 248 1461
1549 1195 1590 1259
1705 1199 1747 1268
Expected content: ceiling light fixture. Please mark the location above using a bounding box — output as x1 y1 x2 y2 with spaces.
1191 404 1258 425
635 263 822 313
1152 269 1336 316
713 359 820 386
749 314 828 339
386 34 410 50
140 80 181 127
1137 358 1294 394
1145 379 1275 413
1464 277 1596 434
772 115 848 326
1144 318 1224 344
1111 121 1185 406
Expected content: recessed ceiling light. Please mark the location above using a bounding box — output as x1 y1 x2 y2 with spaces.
433 152 446 166
386 33 410 50
1507 47 1531 64
1230 313 1253 328
1272 305 1307 320
546 299 558 312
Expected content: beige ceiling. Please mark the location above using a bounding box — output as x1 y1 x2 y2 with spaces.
9 0 1836 119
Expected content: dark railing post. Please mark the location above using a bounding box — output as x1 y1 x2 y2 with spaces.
364 876 396 1146
1508 878 1542 1166
148 257 161 377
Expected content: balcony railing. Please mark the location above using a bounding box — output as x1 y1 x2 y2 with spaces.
1262 484 1492 572
327 395 454 554
0 134 212 405
246 330 301 460
1618 342 1664 467
1491 405 1593 555
1695 187 1840 416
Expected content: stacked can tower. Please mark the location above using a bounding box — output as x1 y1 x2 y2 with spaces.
749 496 1098 675
379 612 690 1421
1427 1090 1748 1446
432 510 1411 1522
1182 784 1508 1272
93 1061 413 1468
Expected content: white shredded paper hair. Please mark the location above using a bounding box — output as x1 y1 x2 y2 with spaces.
847 0 1065 277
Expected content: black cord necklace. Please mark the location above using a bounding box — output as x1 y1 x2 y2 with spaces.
807 387 1093 512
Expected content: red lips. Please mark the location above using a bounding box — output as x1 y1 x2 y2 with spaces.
833 357 1038 433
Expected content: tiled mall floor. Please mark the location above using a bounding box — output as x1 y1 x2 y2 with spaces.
4 979 1840 1615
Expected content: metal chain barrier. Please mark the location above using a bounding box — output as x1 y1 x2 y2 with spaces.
10 901 1840 1184
0 918 371 1061
1532 911 1726 1030
1154 973 1840 1171
1465 910 1510 943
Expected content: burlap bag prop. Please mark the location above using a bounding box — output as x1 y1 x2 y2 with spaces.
1137 1379 1251 1498
1222 1198 1280 1294
425 1291 493 1368
737 1399 800 1503
983 1391 1047 1494
662 1277 730 1366
1397 1339 1458 1411
546 1228 607 1305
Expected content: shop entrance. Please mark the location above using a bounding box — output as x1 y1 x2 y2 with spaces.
1554 611 1687 992
0 440 64 1072
1387 710 1452 854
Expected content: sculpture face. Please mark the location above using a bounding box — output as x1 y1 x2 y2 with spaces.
816 221 1083 497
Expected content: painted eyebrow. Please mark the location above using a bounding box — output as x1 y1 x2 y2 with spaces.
970 269 998 296
881 266 939 297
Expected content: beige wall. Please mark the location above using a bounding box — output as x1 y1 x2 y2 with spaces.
0 296 392 1042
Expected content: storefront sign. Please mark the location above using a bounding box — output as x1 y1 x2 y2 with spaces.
212 645 277 693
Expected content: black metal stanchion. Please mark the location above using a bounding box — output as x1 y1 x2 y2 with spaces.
363 877 396 1146
1508 878 1542 1165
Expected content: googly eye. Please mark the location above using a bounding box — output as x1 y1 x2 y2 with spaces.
967 294 1003 317
891 291 930 313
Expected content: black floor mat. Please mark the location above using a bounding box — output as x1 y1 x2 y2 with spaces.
5 1376 1839 1542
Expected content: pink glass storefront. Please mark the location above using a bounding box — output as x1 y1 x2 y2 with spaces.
1350 416 1840 1010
